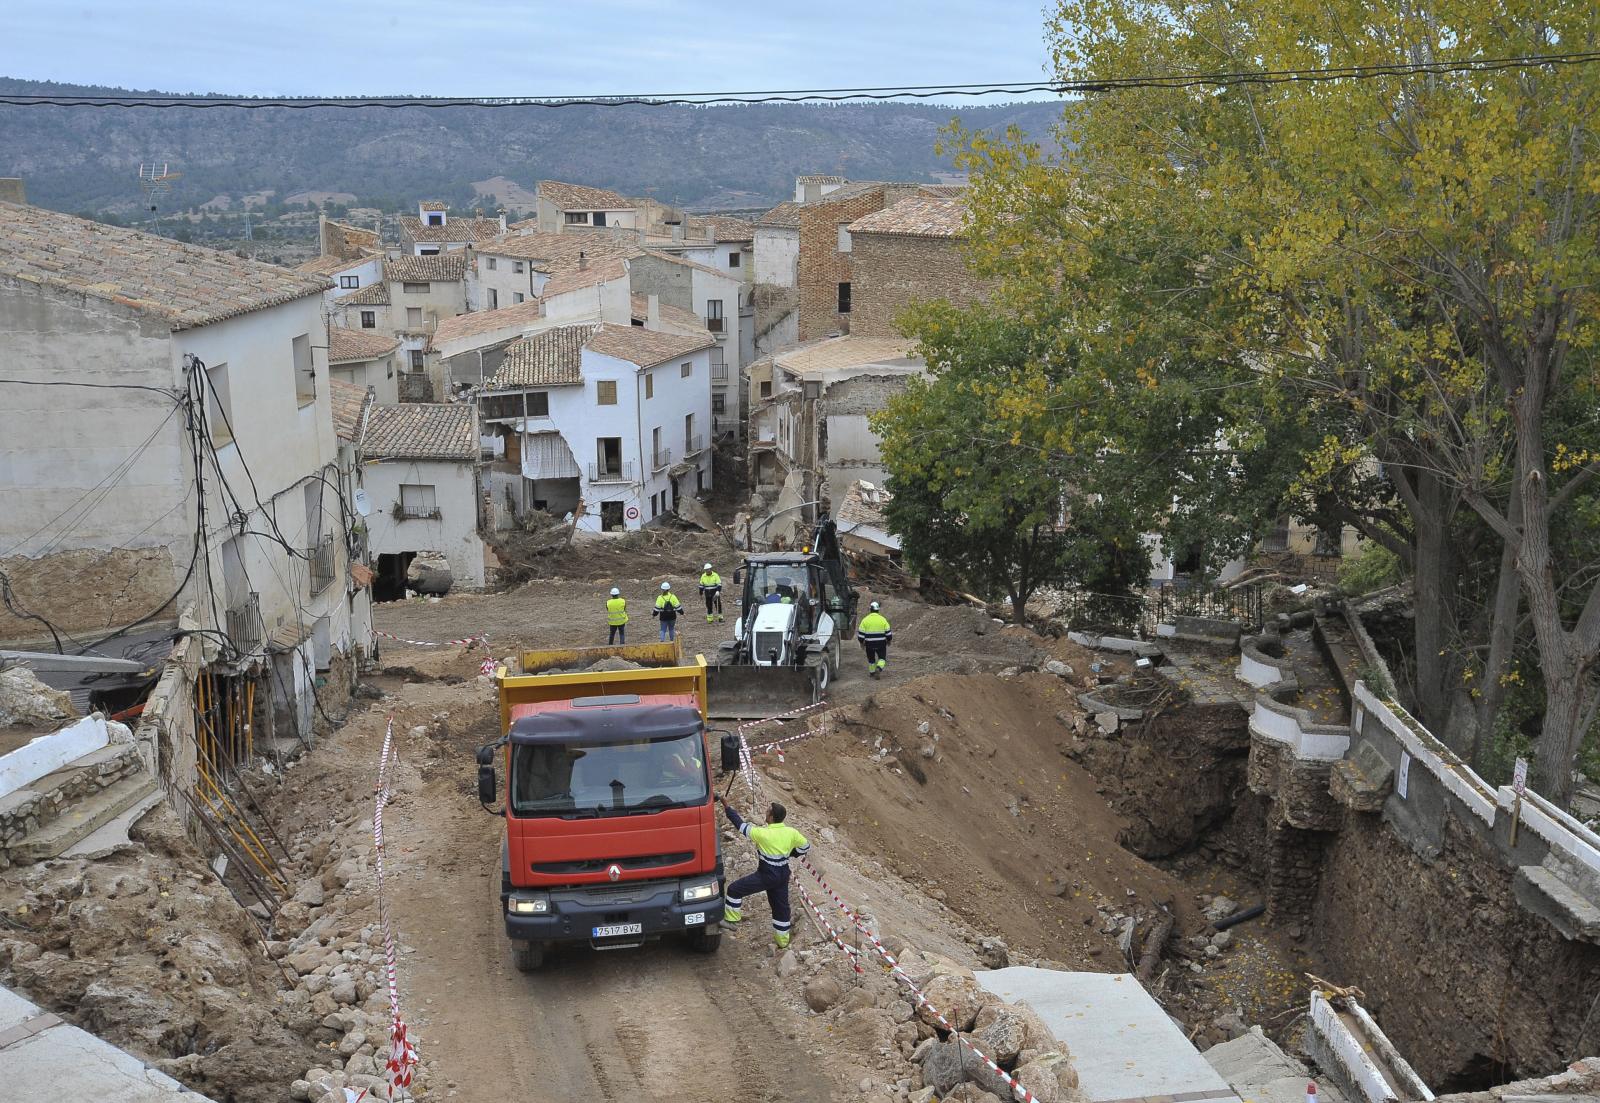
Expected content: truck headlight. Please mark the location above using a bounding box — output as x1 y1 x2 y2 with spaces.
508 895 550 915
681 879 720 903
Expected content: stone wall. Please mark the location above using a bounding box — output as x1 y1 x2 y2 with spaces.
0 741 144 867
0 547 180 641
798 189 887 341
849 233 993 338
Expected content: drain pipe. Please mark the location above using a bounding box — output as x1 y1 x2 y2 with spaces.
1213 903 1267 931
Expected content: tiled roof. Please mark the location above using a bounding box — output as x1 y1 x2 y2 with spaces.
537 180 631 211
328 378 371 443
837 479 893 532
798 174 846 185
541 257 629 299
329 327 400 363
919 184 967 198
400 215 503 244
477 230 636 265
774 336 920 376
687 215 756 241
630 294 711 334
362 402 477 462
586 322 715 368
756 201 803 229
337 281 389 306
0 200 329 331
295 252 379 276
486 324 601 390
430 300 547 349
420 201 447 212
848 196 966 239
387 253 469 282
812 181 890 207
324 219 381 259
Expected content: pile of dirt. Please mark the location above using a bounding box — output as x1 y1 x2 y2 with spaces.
0 807 320 1103
494 527 734 588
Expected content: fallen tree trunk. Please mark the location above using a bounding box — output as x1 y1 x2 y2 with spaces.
1136 910 1174 982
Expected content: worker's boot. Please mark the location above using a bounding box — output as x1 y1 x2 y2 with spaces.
707 614 715 623
774 932 791 950
722 906 742 925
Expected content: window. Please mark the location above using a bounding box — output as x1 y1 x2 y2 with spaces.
684 413 695 451
712 393 726 415
403 282 429 294
652 426 664 468
837 224 852 252
728 251 741 268
406 307 424 329
410 349 425 371
644 372 654 400
513 292 525 304
596 379 617 405
710 347 727 381
596 437 622 477
486 256 498 271
837 281 852 314
513 260 525 274
419 247 440 256
760 380 772 399
706 299 723 332
293 333 315 406
206 362 233 445
593 212 608 227
488 288 499 310
680 361 692 379
426 212 444 226
564 211 589 225
527 391 550 417
339 274 359 289
360 310 376 329
398 483 439 519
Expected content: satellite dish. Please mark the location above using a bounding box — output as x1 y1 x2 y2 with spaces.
353 489 372 517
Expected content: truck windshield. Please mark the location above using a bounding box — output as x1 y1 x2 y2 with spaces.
509 733 708 818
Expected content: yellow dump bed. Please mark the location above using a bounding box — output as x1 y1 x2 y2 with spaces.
495 641 708 734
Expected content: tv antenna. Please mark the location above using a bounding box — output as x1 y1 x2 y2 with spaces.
138 162 182 212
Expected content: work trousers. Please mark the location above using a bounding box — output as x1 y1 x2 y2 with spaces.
726 866 791 936
608 624 626 645
659 619 677 642
703 590 722 615
863 640 887 669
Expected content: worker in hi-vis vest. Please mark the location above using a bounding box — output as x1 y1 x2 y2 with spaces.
857 601 892 678
698 562 724 623
719 798 810 949
605 587 628 645
653 581 683 642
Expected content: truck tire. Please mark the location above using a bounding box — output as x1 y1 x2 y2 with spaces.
513 943 544 972
688 927 722 954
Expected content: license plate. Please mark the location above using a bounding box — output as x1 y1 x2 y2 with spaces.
593 923 643 938
684 912 705 926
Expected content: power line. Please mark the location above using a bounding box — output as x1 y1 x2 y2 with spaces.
2 52 1597 110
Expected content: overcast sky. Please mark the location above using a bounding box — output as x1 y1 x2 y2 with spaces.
2 1 1053 100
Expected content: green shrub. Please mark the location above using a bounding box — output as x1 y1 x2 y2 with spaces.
1339 541 1403 595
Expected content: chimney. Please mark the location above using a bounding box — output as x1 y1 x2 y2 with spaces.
0 178 26 205
647 294 660 328
578 251 588 271
498 211 507 234
671 220 685 243
705 219 717 243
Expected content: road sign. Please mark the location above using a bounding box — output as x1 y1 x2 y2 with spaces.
1512 757 1528 795
625 505 640 520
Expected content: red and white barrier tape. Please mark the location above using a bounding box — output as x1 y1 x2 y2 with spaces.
375 630 489 650
794 879 863 974
373 719 419 1100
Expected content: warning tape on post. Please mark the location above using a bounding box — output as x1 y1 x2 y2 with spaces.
375 630 490 649
372 719 419 1100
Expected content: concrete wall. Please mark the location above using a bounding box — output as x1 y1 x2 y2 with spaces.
331 354 399 405
473 252 545 311
317 256 382 306
850 232 992 338
360 458 485 588
755 227 798 287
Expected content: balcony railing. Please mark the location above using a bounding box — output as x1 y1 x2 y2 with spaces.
684 434 705 456
226 592 262 656
711 363 730 382
308 535 336 594
588 461 634 483
392 500 443 521
705 316 724 333
652 447 673 472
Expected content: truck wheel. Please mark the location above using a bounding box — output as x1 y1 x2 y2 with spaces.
815 660 830 695
688 927 722 954
513 943 544 972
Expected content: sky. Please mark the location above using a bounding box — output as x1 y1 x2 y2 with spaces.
1 0 1054 101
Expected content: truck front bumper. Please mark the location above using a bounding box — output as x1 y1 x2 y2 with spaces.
504 878 724 948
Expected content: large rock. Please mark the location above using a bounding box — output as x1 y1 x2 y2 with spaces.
406 553 453 595
917 974 985 1032
974 1011 1027 1067
945 1084 1006 1103
977 937 1010 969
1014 1053 1079 1103
803 974 844 1013
919 1038 968 1095
293 879 325 908
974 1000 1059 1053
0 665 78 727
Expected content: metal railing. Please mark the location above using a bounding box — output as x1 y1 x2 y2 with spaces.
225 592 262 655
684 434 704 456
711 363 730 382
1050 579 1264 638
652 447 673 471
706 316 724 332
588 461 634 483
308 535 336 594
392 500 443 521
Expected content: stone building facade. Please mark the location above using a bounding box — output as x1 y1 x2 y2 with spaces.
795 184 920 342
847 196 993 338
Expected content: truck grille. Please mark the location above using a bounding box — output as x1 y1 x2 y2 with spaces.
533 852 694 875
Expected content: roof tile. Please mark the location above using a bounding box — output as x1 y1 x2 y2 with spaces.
386 253 469 282
486 324 600 389
400 215 503 244
362 403 477 461
537 180 631 211
585 321 715 368
848 196 966 238
328 378 371 442
337 281 390 306
329 327 400 362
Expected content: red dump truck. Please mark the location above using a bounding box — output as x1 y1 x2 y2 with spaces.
475 642 733 971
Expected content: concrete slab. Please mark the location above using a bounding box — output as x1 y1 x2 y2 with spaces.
62 789 165 859
10 773 160 862
1205 1028 1350 1103
975 968 1240 1103
0 985 215 1101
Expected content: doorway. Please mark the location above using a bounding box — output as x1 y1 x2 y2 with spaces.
601 502 625 531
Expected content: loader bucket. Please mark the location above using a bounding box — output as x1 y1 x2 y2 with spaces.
706 662 822 720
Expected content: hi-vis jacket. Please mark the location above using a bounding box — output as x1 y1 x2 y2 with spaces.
606 597 629 626
724 805 810 876
698 571 722 594
654 592 682 620
857 611 893 644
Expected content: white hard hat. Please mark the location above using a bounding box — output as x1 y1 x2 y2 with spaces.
661 581 672 591
703 562 713 571
610 587 620 597
870 601 881 611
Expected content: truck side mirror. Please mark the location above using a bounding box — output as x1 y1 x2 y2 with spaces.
477 764 497 805
732 568 743 586
718 732 741 774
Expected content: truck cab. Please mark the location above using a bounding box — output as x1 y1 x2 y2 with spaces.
482 647 725 971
